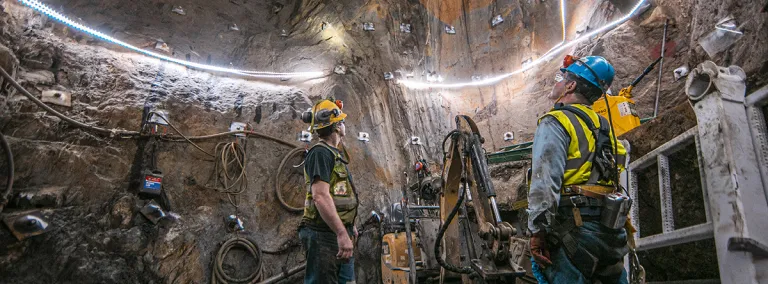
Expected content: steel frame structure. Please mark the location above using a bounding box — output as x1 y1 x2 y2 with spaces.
625 61 768 283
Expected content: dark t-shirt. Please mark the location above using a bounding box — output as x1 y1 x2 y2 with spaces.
305 142 340 185
303 143 350 232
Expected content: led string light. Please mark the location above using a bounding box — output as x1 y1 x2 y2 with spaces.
399 0 647 89
536 0 568 64
18 0 325 79
560 0 567 42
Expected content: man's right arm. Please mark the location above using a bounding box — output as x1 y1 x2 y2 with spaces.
527 116 570 233
312 180 354 259
311 180 349 236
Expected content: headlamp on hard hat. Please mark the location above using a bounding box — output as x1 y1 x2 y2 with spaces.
334 99 343 110
563 55 578 69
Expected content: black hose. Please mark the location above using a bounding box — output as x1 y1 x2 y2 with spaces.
434 182 474 274
212 236 303 284
212 236 264 284
440 130 459 174
0 131 13 213
0 66 139 138
255 263 305 284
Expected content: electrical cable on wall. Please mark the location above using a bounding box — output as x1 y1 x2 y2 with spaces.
1 64 298 150
17 0 325 79
399 0 648 89
0 66 139 137
1 5 308 282
209 141 248 209
0 131 13 213
275 147 308 212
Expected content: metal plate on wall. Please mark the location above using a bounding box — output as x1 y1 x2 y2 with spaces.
41 90 71 107
2 210 50 241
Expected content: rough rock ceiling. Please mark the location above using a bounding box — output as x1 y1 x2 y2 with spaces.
0 0 766 283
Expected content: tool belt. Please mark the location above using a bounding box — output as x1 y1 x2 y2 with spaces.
559 185 613 217
559 184 629 229
559 195 604 209
549 184 631 280
561 184 615 199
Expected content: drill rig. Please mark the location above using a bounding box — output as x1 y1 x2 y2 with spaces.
378 158 444 283
435 115 527 283
377 115 532 284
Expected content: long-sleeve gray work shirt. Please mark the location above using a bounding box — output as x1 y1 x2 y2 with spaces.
527 115 570 233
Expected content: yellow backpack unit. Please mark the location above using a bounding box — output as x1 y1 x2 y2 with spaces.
592 94 641 137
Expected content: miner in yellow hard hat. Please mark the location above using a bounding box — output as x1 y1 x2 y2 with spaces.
298 98 358 284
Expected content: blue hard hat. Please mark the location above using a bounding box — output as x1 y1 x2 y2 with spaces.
560 56 615 92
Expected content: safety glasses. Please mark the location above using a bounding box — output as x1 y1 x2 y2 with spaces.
554 72 564 83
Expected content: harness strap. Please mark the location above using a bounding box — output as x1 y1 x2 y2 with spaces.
549 217 578 257
554 104 617 184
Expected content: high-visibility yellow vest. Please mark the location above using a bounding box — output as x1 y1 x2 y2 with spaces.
538 104 627 186
302 142 358 227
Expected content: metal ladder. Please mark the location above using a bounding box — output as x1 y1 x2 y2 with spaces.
625 61 768 283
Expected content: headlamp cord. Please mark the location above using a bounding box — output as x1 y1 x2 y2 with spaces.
603 94 641 283
601 94 626 195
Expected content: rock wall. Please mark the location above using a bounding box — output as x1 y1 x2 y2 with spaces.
412 0 768 209
0 0 453 283
0 0 766 282
402 0 766 281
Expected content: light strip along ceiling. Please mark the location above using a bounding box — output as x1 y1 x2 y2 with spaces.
18 0 325 79
399 0 647 89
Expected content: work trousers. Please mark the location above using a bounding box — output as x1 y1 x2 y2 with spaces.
543 220 629 284
299 226 355 284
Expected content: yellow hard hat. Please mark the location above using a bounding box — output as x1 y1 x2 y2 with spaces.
303 99 347 131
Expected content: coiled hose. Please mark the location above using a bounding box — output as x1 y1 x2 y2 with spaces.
275 147 306 212
0 131 13 213
212 237 302 284
212 237 264 284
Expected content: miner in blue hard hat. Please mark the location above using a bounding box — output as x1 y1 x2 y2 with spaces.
528 55 633 283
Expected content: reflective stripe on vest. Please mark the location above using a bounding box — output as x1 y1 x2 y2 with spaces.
538 104 627 186
302 142 358 226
